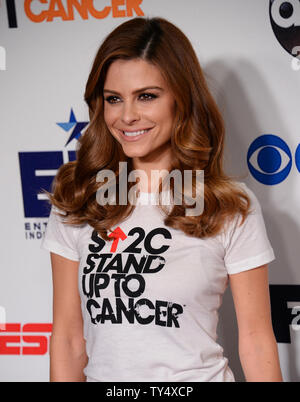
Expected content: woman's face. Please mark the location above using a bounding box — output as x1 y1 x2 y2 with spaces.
103 58 176 164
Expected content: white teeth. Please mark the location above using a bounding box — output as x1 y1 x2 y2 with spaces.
123 129 149 137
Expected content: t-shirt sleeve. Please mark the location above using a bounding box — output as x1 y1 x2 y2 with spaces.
40 205 80 262
222 183 275 275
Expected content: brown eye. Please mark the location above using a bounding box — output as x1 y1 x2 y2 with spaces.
139 93 157 101
104 96 120 104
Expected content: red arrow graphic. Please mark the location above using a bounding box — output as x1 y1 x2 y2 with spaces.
108 227 127 252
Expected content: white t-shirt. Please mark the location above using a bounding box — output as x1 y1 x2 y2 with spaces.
40 182 275 382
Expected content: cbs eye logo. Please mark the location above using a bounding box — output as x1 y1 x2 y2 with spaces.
269 0 300 56
247 135 300 185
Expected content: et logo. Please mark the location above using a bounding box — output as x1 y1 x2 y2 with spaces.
269 0 300 56
18 109 86 218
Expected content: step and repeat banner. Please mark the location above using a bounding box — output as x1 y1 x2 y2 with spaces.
0 0 300 382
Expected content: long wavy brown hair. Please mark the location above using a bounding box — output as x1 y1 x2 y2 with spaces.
44 16 252 241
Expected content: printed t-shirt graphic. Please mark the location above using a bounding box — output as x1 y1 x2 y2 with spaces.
82 224 184 327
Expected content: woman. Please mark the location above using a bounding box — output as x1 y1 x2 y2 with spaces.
41 17 283 382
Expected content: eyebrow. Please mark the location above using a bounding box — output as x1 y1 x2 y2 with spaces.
103 86 164 95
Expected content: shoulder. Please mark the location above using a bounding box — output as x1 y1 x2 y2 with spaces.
220 180 266 243
232 181 262 214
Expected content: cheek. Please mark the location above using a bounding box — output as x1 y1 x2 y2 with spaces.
150 101 173 124
156 103 175 132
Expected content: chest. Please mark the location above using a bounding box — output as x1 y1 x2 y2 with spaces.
77 206 229 311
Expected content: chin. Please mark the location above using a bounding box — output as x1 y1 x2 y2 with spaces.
122 147 151 159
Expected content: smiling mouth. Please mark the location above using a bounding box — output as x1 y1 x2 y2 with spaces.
122 128 152 137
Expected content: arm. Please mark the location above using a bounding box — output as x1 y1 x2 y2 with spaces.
49 252 88 382
229 264 283 382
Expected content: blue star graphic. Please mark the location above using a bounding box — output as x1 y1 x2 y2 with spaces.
57 108 88 146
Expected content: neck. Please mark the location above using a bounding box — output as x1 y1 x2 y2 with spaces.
132 142 173 193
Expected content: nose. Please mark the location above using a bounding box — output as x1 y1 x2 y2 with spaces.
121 100 140 125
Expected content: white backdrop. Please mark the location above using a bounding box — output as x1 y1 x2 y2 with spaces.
0 0 300 382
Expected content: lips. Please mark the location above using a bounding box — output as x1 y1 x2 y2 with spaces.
118 127 154 142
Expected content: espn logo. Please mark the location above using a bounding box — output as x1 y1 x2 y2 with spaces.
0 323 52 355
